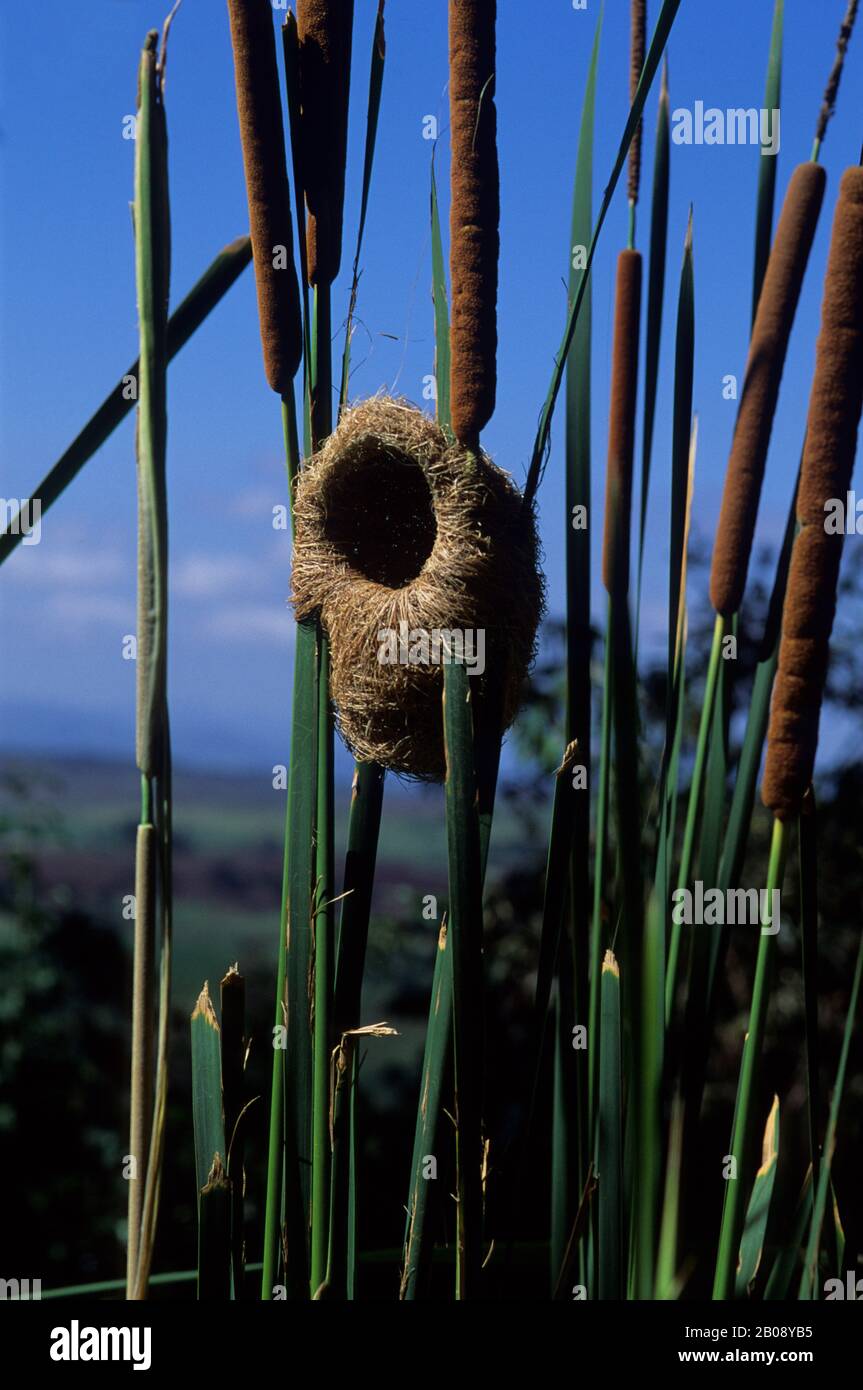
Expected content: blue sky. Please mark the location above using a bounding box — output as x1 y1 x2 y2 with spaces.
1 0 860 774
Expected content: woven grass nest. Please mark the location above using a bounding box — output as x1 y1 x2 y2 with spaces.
291 396 545 780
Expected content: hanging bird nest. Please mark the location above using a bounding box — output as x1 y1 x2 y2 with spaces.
291 396 545 780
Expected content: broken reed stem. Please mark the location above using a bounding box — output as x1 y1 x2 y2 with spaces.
448 0 499 444
709 162 826 616
602 249 642 599
297 0 354 286
763 166 863 820
813 0 859 160
227 0 302 391
628 0 647 242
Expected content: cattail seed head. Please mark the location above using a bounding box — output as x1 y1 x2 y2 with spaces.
297 0 354 287
602 249 642 596
763 167 863 820
628 0 646 206
227 0 302 392
814 0 859 149
796 166 863 522
709 162 826 615
449 0 499 445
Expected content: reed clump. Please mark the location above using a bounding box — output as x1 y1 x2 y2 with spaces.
297 0 354 286
763 166 863 820
710 161 826 616
602 248 642 596
448 0 499 445
291 396 544 780
226 0 302 392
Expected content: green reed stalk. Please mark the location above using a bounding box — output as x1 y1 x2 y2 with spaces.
665 611 724 1022
443 661 485 1300
128 21 174 1300
588 621 612 1134
401 925 453 1299
198 1157 232 1301
310 283 335 1296
799 933 863 1298
220 964 246 1296
598 951 622 1299
713 817 788 1298
523 0 681 509
558 10 600 1273
635 57 669 641
0 236 251 569
753 0 784 322
261 391 313 1301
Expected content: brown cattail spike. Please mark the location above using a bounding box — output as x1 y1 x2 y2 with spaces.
449 0 499 445
628 0 647 206
602 249 642 596
710 162 826 616
297 0 354 287
227 0 302 392
763 167 863 820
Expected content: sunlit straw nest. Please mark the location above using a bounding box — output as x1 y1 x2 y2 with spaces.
291 396 545 780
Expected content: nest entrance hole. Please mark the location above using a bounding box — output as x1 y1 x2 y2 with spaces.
320 446 437 588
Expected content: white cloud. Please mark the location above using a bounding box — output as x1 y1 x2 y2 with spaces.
4 544 126 588
172 553 260 598
48 590 134 629
226 485 283 521
205 599 294 644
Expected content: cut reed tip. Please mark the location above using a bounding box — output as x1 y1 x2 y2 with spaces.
191 981 220 1028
